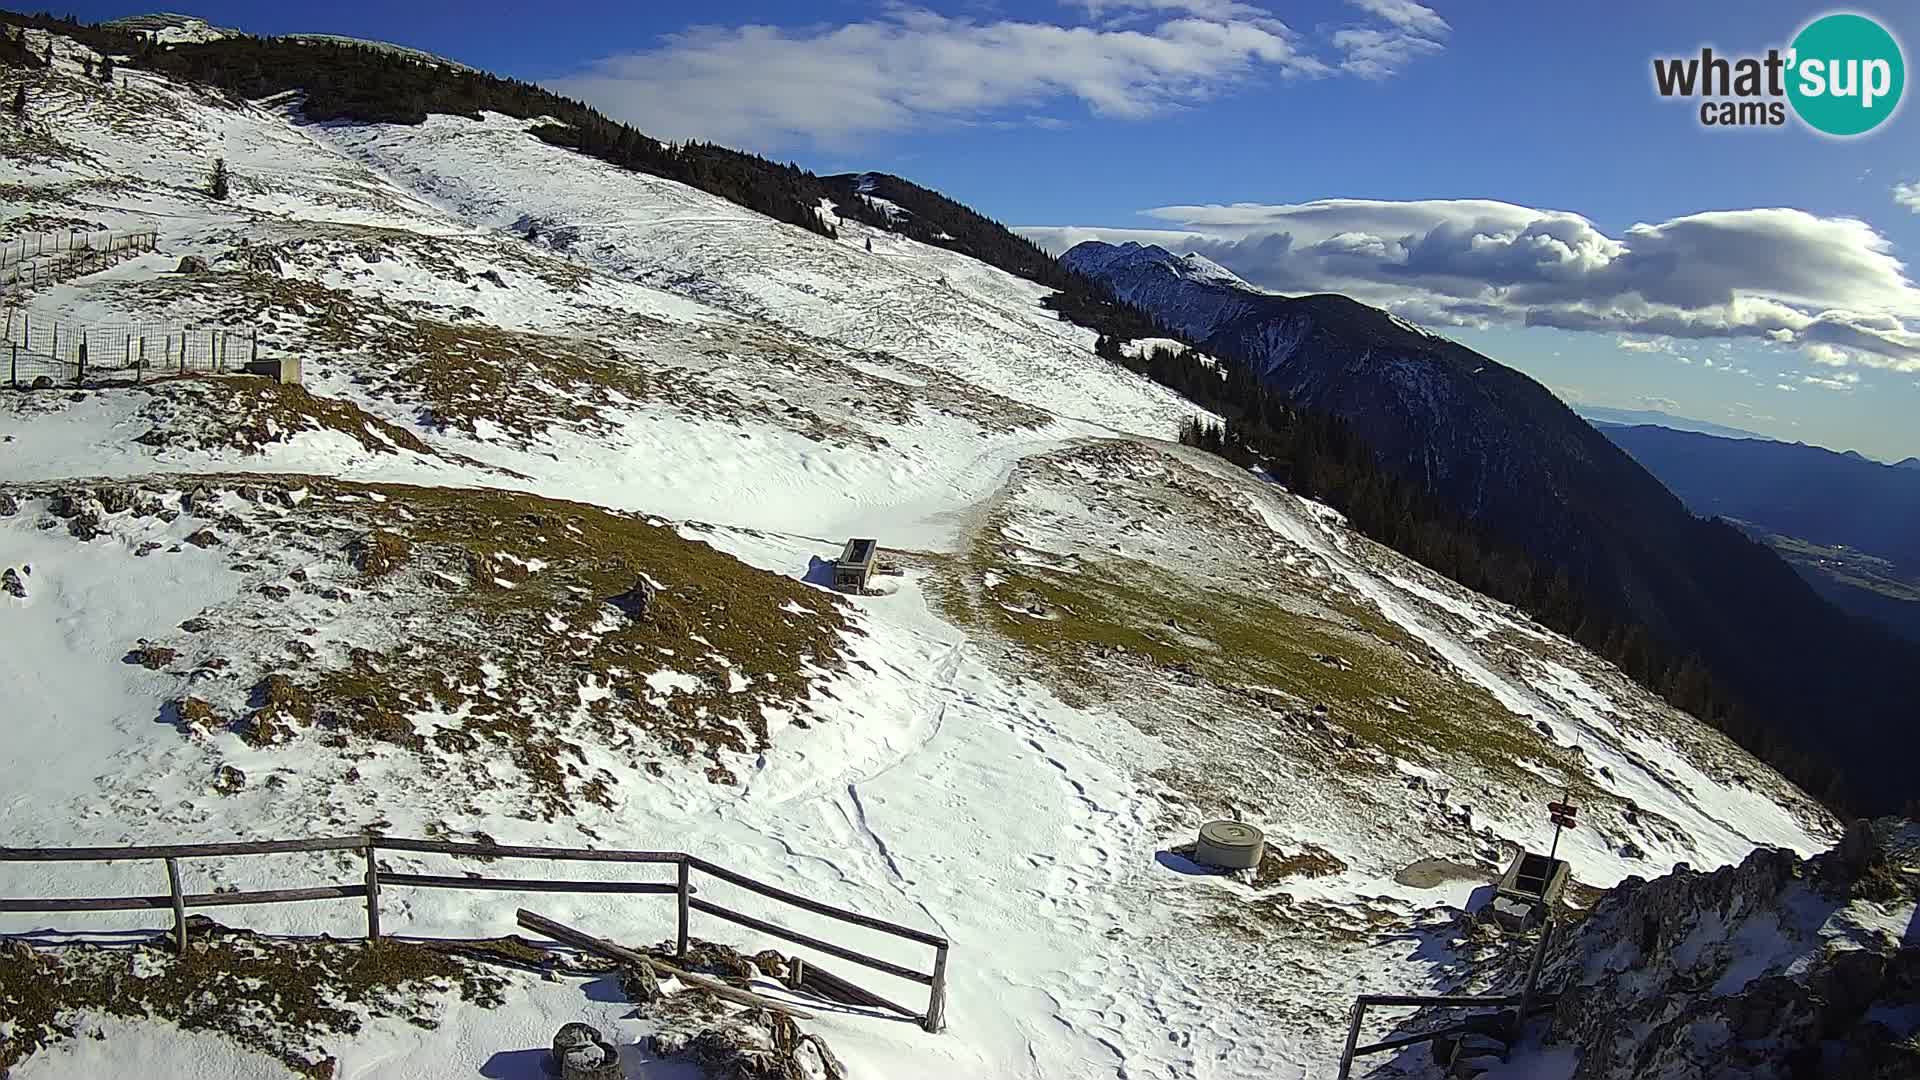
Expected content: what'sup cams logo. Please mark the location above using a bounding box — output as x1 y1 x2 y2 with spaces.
1653 12 1905 136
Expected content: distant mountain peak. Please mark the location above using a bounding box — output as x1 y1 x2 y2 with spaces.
1064 239 1258 293
1173 251 1253 289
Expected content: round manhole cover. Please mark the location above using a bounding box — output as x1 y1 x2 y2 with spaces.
1199 821 1261 848
1195 820 1265 869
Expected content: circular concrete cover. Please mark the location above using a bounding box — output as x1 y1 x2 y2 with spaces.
1200 821 1262 848
1196 820 1265 869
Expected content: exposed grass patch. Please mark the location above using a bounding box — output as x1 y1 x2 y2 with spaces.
934 508 1552 776
0 930 505 1078
1252 843 1350 886
88 476 853 818
132 376 437 457
113 272 774 443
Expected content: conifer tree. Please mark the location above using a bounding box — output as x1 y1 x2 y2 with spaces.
208 157 229 200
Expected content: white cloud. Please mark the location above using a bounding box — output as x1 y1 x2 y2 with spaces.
1025 199 1920 371
1804 343 1854 367
1896 181 1920 213
549 3 1445 148
1614 336 1667 352
1776 383 1798 392
1801 372 1861 391
1070 0 1270 18
1345 0 1450 37
1639 395 1681 412
1333 1 1449 79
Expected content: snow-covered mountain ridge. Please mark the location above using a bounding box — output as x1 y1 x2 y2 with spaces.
1062 238 1920 818
0 31 1843 1079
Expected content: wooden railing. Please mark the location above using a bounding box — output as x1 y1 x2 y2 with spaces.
0 833 950 1033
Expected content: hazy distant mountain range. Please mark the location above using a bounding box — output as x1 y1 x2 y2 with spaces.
1599 423 1920 643
1576 405 1765 442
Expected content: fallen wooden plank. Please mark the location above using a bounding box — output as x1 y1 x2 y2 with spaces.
516 908 814 1021
688 896 933 985
793 959 922 1020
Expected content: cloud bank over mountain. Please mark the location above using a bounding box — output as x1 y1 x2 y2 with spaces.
1025 199 1920 373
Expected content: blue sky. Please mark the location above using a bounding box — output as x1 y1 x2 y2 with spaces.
66 1 1920 460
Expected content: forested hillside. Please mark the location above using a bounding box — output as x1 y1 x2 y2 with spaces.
825 171 1167 341
0 11 836 237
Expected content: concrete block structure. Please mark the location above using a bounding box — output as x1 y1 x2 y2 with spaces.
244 355 302 386
835 538 879 592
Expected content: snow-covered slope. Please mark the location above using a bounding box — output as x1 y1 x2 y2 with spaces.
100 13 239 45
0 40 1839 1079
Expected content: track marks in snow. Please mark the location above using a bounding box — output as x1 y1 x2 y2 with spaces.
842 783 908 885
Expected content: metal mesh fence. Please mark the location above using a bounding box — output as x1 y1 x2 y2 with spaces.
0 230 158 287
0 229 156 268
3 312 257 387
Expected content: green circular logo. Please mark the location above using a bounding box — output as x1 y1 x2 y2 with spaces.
1787 13 1905 136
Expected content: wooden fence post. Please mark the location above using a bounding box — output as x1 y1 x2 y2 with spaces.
1336 1001 1366 1080
363 838 381 941
10 342 17 389
923 942 949 1033
1511 918 1554 1055
137 336 145 382
165 857 187 956
76 337 86 387
676 857 691 961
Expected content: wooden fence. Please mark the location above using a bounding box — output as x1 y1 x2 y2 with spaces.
0 834 950 1033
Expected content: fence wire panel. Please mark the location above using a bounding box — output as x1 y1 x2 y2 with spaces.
0 231 158 290
4 314 256 384
0 229 157 269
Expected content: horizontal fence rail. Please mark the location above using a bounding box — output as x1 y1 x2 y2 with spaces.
0 834 950 1032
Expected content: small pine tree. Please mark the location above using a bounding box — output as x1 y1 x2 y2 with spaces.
208 157 230 200
8 86 24 118
98 55 115 83
82 55 93 79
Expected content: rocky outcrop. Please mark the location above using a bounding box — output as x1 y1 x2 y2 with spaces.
1511 819 1918 1080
